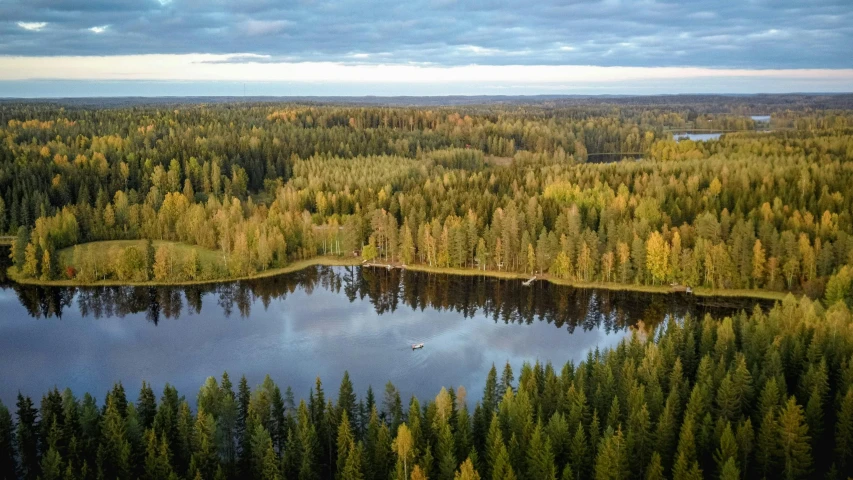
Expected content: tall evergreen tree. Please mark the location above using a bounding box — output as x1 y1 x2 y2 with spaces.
777 397 812 480
16 393 40 480
0 401 18 480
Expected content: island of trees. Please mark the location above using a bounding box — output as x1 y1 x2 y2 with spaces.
1 97 852 304
2 296 853 479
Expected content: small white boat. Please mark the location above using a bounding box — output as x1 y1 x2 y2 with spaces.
522 276 537 286
412 343 424 350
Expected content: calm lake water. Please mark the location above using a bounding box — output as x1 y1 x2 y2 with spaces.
674 132 723 142
0 250 770 405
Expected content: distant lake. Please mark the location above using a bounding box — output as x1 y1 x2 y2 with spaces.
0 250 771 405
751 115 771 122
674 132 723 142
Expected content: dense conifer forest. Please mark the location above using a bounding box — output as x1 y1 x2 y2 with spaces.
2 296 853 479
1 97 852 304
2 97 853 479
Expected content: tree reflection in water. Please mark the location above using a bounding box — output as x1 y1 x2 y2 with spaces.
3 265 770 330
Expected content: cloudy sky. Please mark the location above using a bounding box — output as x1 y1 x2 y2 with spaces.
1 0 852 96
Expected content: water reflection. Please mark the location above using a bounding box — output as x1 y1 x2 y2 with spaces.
0 255 770 405
4 266 760 332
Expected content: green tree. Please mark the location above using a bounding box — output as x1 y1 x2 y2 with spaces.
528 421 557 480
16 393 39 480
98 394 131 480
0 401 17 480
144 431 174 480
593 427 627 480
777 397 811 480
337 412 354 479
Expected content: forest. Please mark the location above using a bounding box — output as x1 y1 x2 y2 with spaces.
2 296 853 479
1 99 853 304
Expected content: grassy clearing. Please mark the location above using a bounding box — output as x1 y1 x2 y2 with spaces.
8 239 361 287
57 239 226 269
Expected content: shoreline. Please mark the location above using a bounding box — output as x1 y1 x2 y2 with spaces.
6 256 791 302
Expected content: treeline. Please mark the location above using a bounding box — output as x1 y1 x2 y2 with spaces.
2 296 853 479
3 104 853 302
8 264 757 330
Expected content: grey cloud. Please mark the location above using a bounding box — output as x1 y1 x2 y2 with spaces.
0 0 850 68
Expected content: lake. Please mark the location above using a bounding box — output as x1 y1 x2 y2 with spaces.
0 253 771 406
673 132 723 142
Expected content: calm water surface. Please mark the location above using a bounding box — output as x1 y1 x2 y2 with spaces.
0 252 770 405
674 132 723 142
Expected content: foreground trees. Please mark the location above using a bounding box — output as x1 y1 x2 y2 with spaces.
1 296 852 479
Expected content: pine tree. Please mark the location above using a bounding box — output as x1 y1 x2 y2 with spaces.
435 419 457 480
714 422 738 476
671 416 702 480
593 427 627 480
143 431 174 480
644 452 664 480
483 365 498 412
338 372 357 426
455 404 472 465
0 401 17 480
237 375 252 476
735 419 754 478
137 382 157 430
835 387 853 475
719 458 740 480
17 393 40 480
336 412 354 480
341 441 364 480
777 397 811 480
492 439 517 480
98 394 131 480
11 226 29 270
189 407 217 480
755 409 778 476
569 423 588 479
297 400 319 480
454 458 481 480
40 418 63 480
261 436 281 480
528 421 557 480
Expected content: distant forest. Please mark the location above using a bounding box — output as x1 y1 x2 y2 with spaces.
2 296 853 479
1 96 852 305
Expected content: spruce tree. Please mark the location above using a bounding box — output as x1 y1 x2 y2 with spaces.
341 441 365 480
0 401 17 480
777 397 812 480
835 387 853 476
644 452 664 480
143 431 173 480
528 421 557 480
338 372 357 427
336 412 354 479
97 394 130 480
16 393 40 480
137 382 157 430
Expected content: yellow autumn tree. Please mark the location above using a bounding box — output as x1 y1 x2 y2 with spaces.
646 231 671 285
